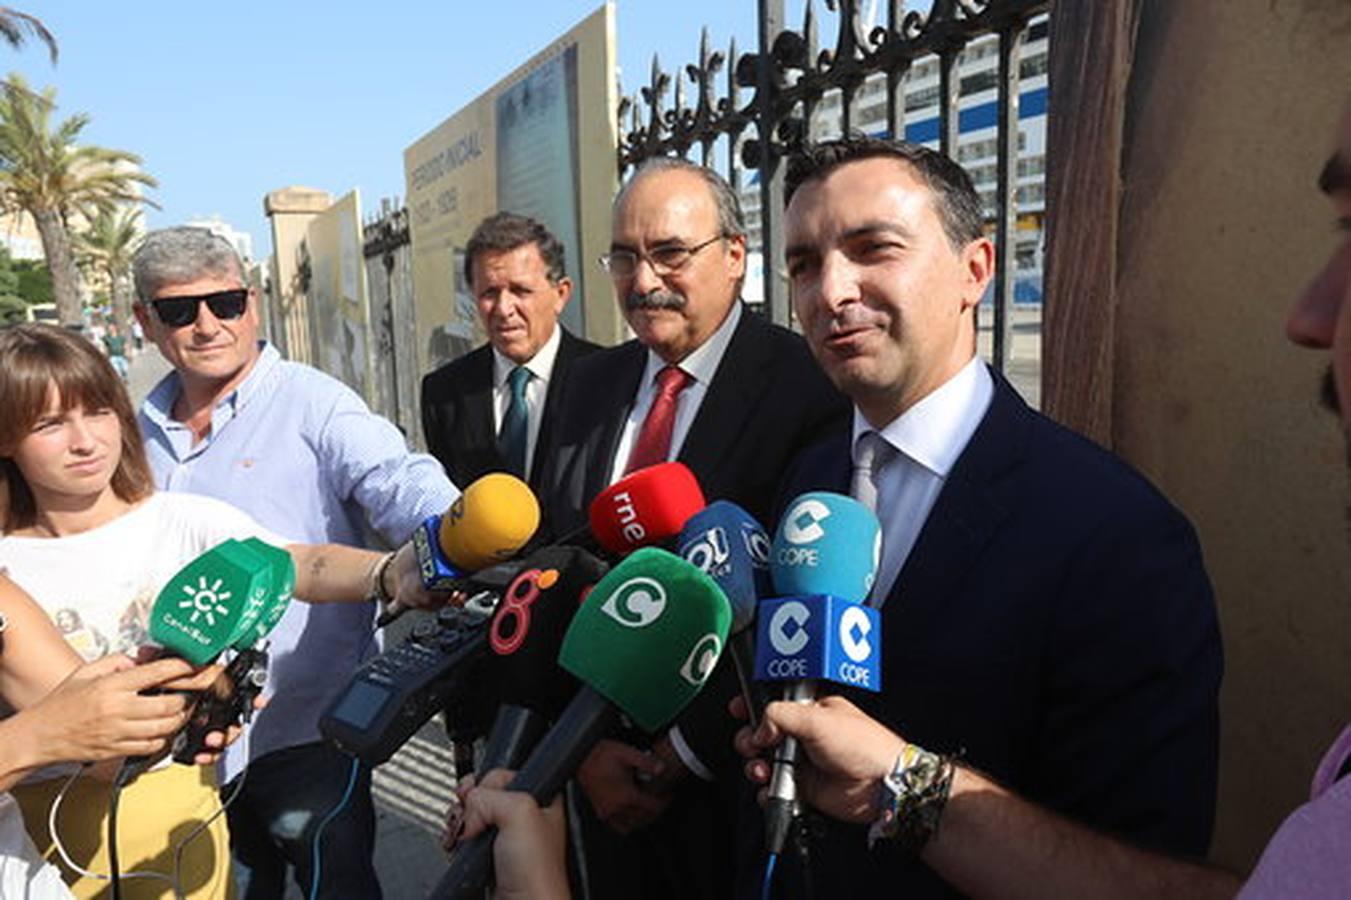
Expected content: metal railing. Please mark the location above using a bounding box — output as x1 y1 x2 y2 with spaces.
616 0 1050 374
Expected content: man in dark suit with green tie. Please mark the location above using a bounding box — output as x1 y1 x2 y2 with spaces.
421 212 599 491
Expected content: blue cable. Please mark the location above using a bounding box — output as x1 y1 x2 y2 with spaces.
308 620 378 900
761 852 778 900
309 753 361 900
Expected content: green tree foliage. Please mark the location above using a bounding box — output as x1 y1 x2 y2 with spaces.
76 205 141 335
0 73 157 326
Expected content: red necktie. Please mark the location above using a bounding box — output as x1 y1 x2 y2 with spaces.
624 365 693 475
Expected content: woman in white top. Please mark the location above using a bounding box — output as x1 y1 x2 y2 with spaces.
0 573 231 899
0 325 431 898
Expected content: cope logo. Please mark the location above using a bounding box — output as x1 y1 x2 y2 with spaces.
768 601 810 655
600 577 667 628
838 606 873 663
491 567 559 655
680 526 730 577
679 633 723 686
783 499 831 545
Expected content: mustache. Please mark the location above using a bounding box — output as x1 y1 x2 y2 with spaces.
1321 366 1340 416
625 289 686 312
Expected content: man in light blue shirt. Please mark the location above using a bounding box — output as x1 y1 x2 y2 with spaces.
132 226 458 900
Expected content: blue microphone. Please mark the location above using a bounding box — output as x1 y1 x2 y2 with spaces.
677 500 772 727
754 491 882 855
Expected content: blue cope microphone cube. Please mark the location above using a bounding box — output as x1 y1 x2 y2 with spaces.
412 514 464 590
753 594 882 692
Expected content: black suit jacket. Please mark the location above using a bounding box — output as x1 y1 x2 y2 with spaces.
539 305 850 900
420 328 599 492
542 305 848 536
759 369 1223 899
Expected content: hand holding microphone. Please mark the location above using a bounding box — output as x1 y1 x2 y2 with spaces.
449 769 570 900
753 491 883 856
379 473 542 626
118 538 297 781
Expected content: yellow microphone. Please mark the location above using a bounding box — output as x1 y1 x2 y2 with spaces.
379 473 541 625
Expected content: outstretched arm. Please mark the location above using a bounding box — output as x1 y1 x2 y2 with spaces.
736 695 1242 900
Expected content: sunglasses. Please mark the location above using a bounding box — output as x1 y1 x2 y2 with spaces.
148 288 248 328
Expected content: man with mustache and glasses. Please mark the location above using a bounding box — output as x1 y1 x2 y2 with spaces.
734 107 1351 900
132 226 457 900
539 158 847 899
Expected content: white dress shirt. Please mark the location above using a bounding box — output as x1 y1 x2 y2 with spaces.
607 302 742 486
853 355 993 605
491 325 562 481
606 302 742 781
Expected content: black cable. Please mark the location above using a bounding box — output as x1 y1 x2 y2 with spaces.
108 779 124 900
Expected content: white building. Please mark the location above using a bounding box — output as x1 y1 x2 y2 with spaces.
740 17 1049 305
186 215 255 263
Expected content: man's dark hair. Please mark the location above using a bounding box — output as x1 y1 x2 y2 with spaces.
785 136 987 250
463 212 567 287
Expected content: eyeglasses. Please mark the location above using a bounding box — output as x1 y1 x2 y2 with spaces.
147 288 248 328
598 235 724 279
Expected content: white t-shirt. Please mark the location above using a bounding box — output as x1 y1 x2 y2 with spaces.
0 492 287 661
0 792 71 898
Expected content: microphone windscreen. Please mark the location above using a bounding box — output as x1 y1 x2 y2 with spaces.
771 492 881 602
149 540 272 664
486 545 608 719
439 473 540 571
559 546 730 732
587 462 705 557
676 500 771 634
235 538 295 649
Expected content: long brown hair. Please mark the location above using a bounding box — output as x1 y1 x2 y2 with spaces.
0 324 155 532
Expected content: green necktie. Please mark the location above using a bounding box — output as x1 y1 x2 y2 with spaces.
499 365 530 477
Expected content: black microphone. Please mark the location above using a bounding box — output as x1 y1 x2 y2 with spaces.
477 545 609 772
431 548 733 899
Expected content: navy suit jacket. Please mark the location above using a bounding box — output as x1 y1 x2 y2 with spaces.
420 328 599 492
761 369 1223 898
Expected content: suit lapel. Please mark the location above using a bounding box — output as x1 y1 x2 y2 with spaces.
532 330 577 482
679 307 772 481
464 347 497 459
883 372 1028 615
583 341 646 501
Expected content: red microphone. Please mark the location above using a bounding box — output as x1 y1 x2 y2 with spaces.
588 462 705 556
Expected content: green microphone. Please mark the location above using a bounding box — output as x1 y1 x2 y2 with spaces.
432 547 731 899
234 538 296 650
149 539 276 665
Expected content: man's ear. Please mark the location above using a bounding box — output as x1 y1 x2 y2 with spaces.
960 237 996 311
553 277 574 314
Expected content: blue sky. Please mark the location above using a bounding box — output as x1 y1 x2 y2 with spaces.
7 2 770 259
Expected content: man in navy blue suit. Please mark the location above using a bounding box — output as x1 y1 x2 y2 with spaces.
748 136 1224 898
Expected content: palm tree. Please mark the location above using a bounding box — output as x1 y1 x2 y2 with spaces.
76 205 142 336
0 8 55 63
0 73 156 326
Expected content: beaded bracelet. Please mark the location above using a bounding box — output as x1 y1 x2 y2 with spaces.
868 740 956 853
368 551 397 606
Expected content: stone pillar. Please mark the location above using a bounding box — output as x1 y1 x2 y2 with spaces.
264 187 332 364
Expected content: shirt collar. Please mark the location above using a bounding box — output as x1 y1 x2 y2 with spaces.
142 341 279 427
640 300 742 388
492 325 561 388
851 355 993 477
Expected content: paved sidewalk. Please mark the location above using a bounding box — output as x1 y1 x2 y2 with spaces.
127 352 459 899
